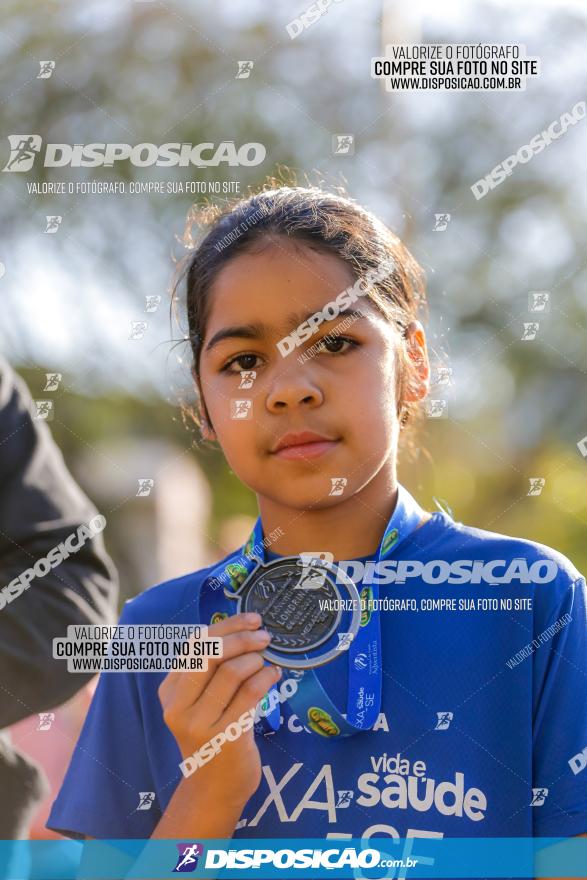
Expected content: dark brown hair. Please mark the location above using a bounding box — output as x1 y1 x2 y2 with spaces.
174 178 429 458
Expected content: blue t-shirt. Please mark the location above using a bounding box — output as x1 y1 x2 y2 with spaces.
47 511 587 843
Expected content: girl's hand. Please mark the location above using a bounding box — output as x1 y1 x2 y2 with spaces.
158 612 280 808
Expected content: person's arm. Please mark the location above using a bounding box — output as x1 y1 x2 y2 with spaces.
0 358 118 726
149 775 247 839
152 612 278 838
79 613 276 880
47 607 275 843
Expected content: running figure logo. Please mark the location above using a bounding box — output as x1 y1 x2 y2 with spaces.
527 477 545 497
173 843 204 872
426 399 447 418
236 61 254 78
44 372 62 391
433 213 451 231
3 135 42 172
528 291 551 312
335 790 354 808
238 370 256 389
37 712 55 731
435 711 454 730
136 792 155 811
332 134 354 155
530 788 549 806
129 321 148 340
434 366 453 387
37 61 56 79
45 215 62 234
329 477 347 496
231 399 252 419
33 400 54 421
295 552 333 590
521 322 539 341
336 632 355 651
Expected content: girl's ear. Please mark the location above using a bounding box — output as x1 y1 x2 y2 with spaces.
200 410 217 442
192 366 217 442
403 320 430 402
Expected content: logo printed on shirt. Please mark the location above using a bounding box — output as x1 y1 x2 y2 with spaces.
353 641 380 674
357 752 487 821
354 652 368 670
246 755 487 831
307 707 340 737
266 710 389 736
226 562 249 591
360 586 373 626
248 763 336 827
381 528 399 555
46 504 587 845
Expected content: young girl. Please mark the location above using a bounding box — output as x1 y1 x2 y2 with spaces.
47 186 587 857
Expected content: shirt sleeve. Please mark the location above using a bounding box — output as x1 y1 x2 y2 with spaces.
532 567 587 837
0 357 118 727
46 601 159 839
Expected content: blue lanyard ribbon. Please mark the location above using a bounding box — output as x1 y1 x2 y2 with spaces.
199 483 427 738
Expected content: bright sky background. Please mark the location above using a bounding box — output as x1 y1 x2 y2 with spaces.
1 0 585 404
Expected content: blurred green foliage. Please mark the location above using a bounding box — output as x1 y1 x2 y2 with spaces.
2 0 587 595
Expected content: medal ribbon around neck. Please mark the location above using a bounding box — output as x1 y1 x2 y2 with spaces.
199 483 427 739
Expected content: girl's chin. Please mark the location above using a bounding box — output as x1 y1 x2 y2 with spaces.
258 486 354 510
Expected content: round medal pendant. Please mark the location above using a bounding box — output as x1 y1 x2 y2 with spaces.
229 556 362 669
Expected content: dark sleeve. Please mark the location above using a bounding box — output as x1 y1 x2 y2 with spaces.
0 358 119 727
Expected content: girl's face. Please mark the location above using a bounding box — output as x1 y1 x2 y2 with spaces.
197 239 429 511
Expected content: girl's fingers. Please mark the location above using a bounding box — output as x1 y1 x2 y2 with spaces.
169 629 271 712
194 652 268 724
158 615 270 712
159 612 262 696
216 664 282 732
208 612 264 639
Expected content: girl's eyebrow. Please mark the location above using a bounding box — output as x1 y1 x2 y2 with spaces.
205 321 267 352
204 308 368 353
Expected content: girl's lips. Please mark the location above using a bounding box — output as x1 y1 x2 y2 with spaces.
272 439 339 460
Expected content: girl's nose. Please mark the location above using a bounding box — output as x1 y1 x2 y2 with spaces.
265 370 324 412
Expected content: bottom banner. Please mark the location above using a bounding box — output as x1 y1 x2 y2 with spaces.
0 837 586 879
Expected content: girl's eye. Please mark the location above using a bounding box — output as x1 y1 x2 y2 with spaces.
314 336 358 355
222 353 262 373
